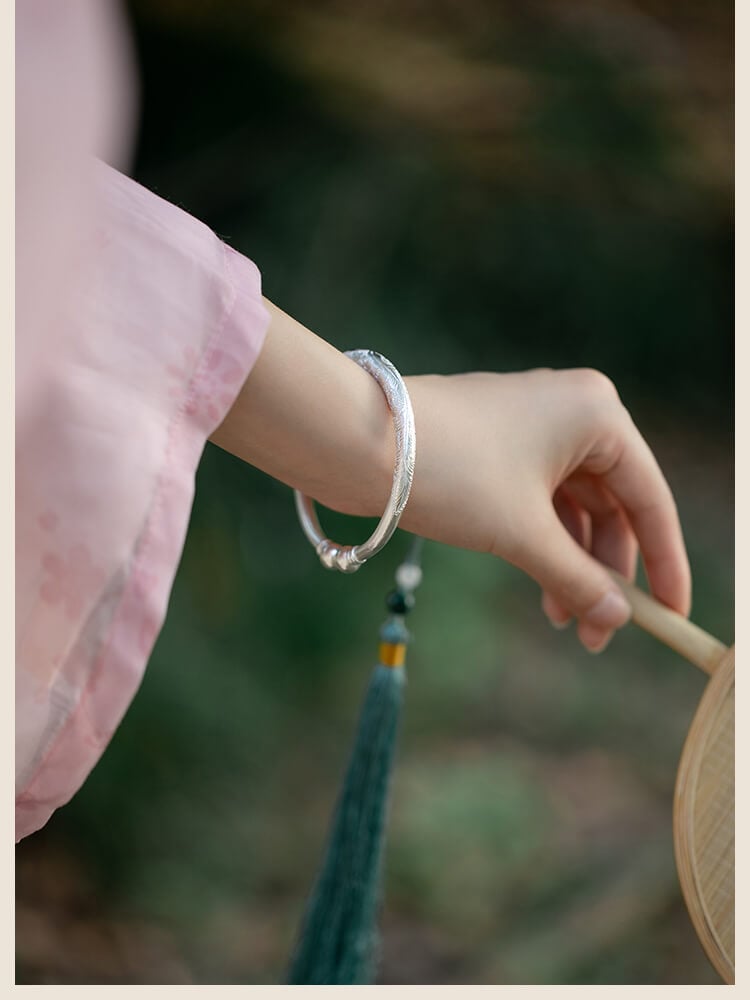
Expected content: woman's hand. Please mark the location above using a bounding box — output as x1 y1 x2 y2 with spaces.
212 301 690 654
400 369 691 651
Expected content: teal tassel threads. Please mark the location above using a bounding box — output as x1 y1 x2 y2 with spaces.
287 537 423 985
287 661 405 984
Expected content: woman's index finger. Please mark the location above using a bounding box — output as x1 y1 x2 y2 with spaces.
586 425 692 617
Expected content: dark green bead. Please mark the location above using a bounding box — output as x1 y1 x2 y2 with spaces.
385 589 415 615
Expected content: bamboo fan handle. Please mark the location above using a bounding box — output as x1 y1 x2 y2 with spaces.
608 571 727 677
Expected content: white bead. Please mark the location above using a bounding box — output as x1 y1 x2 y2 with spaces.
395 563 423 591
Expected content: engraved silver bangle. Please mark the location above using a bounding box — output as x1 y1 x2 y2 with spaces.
293 349 416 573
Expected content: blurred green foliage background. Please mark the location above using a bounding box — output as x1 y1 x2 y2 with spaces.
16 0 733 985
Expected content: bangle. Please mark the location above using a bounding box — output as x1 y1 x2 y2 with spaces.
294 349 416 573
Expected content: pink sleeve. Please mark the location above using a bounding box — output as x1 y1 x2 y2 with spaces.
15 160 270 841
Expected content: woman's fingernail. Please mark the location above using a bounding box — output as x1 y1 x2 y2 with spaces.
542 593 572 629
584 589 631 630
578 623 613 654
548 617 571 631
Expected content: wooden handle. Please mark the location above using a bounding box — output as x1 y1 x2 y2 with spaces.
608 571 728 676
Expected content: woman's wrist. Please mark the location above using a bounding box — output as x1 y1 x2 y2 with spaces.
210 298 397 519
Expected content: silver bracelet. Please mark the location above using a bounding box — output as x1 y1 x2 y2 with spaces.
294 349 416 573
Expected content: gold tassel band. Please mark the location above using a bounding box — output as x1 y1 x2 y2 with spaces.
378 642 406 668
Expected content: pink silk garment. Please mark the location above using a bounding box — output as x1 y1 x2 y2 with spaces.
16 0 270 840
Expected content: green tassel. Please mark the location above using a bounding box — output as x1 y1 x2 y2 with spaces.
287 660 405 984
288 536 424 985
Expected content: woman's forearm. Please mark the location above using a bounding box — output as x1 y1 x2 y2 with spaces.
210 298 398 518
